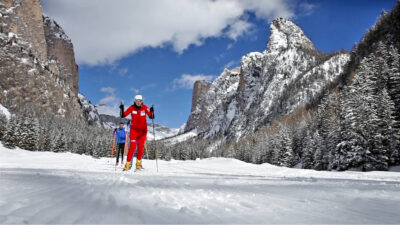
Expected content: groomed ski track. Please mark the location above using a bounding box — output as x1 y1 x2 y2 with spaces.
1 146 400 224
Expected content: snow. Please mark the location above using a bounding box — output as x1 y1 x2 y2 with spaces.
7 32 16 39
20 58 29 64
0 104 11 120
1 143 400 224
146 124 179 141
163 129 197 144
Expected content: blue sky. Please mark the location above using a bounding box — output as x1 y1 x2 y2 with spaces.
42 0 397 128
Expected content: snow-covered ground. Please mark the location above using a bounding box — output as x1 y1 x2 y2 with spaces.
1 143 400 224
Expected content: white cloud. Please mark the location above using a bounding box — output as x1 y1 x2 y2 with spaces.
130 88 140 95
42 0 296 66
298 2 317 17
97 104 119 117
173 74 214 89
130 83 157 95
97 87 121 116
100 87 116 95
226 20 254 40
224 60 240 70
118 68 128 76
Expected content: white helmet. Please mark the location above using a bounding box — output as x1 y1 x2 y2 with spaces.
134 95 143 101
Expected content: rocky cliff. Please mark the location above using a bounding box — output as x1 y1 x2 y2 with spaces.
44 16 79 95
185 18 350 140
0 0 83 121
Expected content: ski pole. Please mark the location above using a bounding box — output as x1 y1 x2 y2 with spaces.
145 142 149 159
151 105 158 172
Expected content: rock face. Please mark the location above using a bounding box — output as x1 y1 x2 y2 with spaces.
185 18 350 140
0 0 83 121
44 16 79 95
1 0 47 61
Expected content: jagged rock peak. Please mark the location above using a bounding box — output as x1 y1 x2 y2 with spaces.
43 15 71 42
267 18 315 53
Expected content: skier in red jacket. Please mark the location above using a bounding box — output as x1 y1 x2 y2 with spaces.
119 95 154 171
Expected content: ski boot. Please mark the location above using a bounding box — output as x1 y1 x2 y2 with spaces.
116 161 119 166
123 161 131 171
135 159 143 171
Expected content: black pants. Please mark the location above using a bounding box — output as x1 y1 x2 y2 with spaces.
116 143 125 163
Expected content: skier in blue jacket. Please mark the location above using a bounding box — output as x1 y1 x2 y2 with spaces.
114 122 126 166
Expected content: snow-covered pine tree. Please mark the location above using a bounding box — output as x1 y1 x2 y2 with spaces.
39 126 52 152
312 131 326 170
275 123 294 167
19 117 40 151
364 87 398 170
53 130 66 152
301 130 315 169
0 113 7 140
331 84 365 170
323 92 343 170
386 45 400 123
3 115 21 148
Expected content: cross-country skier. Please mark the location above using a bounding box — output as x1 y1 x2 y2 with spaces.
120 95 154 171
114 122 126 166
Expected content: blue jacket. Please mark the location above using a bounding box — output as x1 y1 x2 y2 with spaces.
114 128 126 144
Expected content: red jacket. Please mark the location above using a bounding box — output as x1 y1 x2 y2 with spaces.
123 104 154 131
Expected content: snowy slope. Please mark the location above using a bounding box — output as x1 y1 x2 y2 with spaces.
1 144 400 224
146 123 180 140
161 129 198 144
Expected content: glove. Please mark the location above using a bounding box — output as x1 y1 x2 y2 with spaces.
149 106 155 119
119 103 124 118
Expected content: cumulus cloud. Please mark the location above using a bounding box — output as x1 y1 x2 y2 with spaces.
173 74 214 89
42 0 299 66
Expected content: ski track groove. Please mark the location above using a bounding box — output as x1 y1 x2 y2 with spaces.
1 155 400 224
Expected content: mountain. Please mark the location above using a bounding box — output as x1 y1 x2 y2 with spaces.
0 0 114 157
167 2 400 171
185 18 349 140
0 0 84 120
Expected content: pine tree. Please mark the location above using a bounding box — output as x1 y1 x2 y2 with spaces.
53 130 66 152
312 131 326 170
3 115 21 148
302 130 314 169
0 114 7 140
275 123 294 167
386 45 400 123
19 117 40 151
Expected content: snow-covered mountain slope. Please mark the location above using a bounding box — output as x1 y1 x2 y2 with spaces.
78 93 101 126
1 145 400 224
161 129 198 145
185 18 350 140
146 123 180 140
